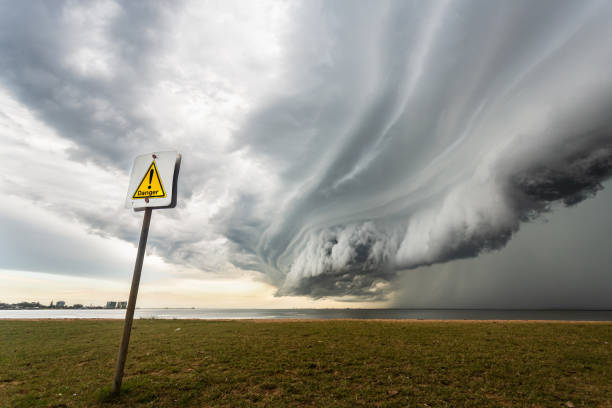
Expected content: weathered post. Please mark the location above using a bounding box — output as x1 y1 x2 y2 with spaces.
112 151 181 394
112 207 152 393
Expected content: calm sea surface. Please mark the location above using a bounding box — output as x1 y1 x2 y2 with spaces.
1 308 611 321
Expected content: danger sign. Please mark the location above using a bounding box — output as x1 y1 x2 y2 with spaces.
132 161 166 199
125 151 181 210
116 150 181 393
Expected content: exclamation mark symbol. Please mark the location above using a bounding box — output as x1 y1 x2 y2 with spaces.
148 169 154 189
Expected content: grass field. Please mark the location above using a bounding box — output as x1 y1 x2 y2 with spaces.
1 319 611 407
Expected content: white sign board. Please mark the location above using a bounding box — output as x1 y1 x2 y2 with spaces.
125 151 181 211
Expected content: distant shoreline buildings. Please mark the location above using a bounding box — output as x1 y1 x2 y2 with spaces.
105 301 128 309
0 300 128 310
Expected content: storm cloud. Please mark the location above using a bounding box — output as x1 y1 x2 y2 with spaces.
225 0 612 299
2 0 612 302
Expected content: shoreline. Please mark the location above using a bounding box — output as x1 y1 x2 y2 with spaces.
1 317 611 323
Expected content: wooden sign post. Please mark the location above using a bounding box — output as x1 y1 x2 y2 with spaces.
112 151 181 394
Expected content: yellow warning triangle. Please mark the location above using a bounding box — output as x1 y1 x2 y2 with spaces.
132 161 166 199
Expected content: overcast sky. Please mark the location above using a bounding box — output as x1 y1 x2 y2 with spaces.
1 0 611 308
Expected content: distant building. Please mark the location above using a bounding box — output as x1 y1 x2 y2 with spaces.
56 301 66 308
106 301 117 309
117 301 127 309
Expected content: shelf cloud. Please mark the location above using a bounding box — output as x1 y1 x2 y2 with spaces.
222 0 612 299
1 0 612 302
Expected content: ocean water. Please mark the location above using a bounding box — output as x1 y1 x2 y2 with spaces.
1 308 611 321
